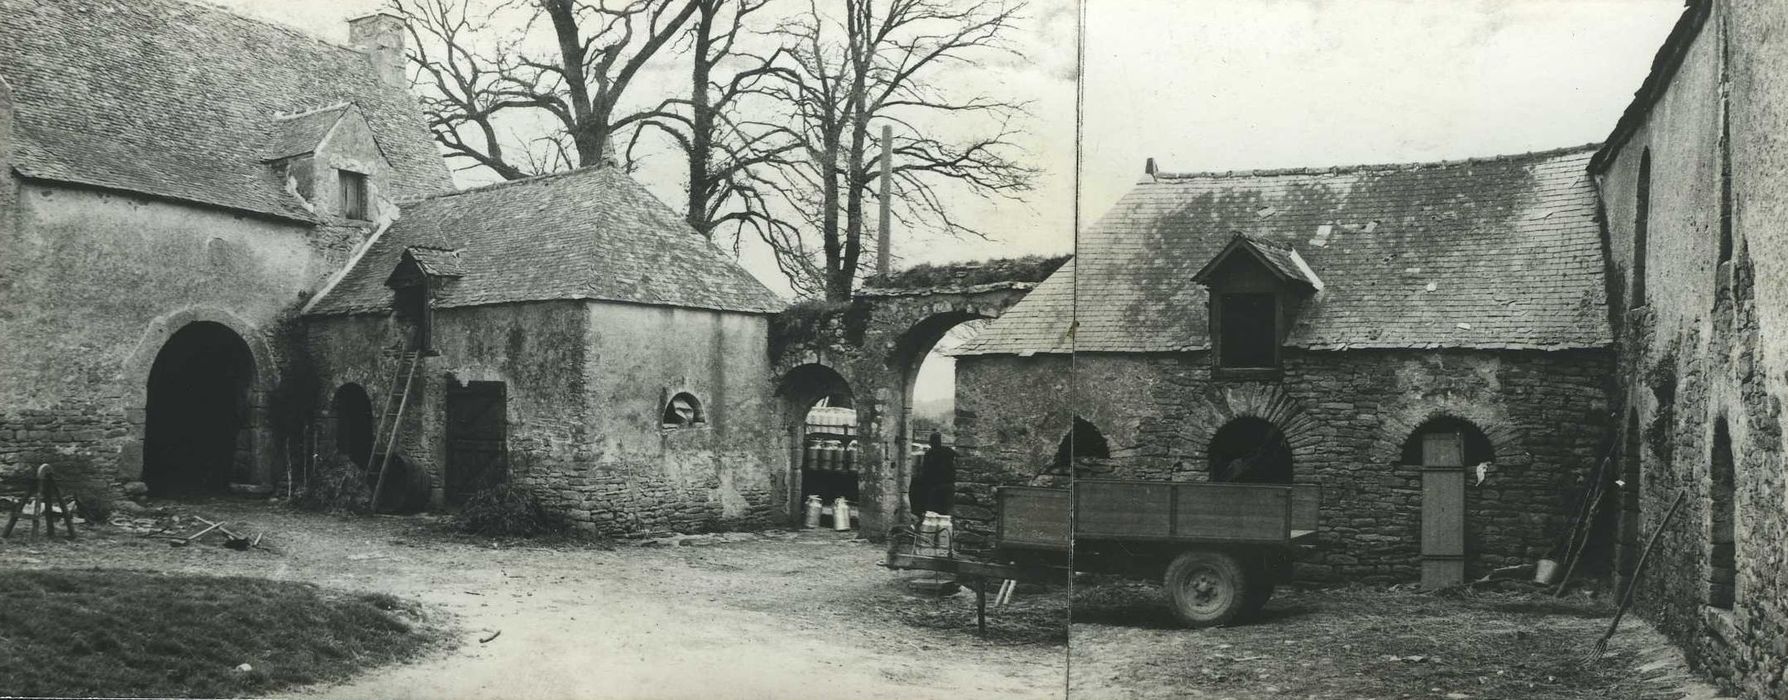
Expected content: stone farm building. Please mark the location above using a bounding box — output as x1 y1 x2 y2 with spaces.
0 0 789 535
956 147 1615 585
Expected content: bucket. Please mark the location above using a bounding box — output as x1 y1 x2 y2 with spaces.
1534 558 1560 584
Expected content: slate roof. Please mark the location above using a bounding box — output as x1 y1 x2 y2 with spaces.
264 104 355 162
404 247 465 279
959 145 1612 355
0 0 452 219
1192 233 1323 291
305 166 786 316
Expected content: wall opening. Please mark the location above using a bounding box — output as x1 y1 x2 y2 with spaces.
1708 418 1737 609
1634 149 1651 307
892 313 993 520
445 380 508 506
661 392 706 428
1216 292 1279 369
1054 416 1111 473
777 364 857 513
1208 417 1293 484
144 322 255 495
1399 417 1494 467
333 383 375 469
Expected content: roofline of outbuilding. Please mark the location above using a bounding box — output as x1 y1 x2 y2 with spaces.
1588 0 1712 174
11 167 314 224
394 163 624 206
303 294 786 319
1147 143 1603 182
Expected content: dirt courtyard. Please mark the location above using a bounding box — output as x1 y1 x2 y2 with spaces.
0 501 1066 699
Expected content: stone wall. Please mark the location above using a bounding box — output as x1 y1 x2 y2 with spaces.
1594 1 1788 695
307 300 786 536
960 348 1610 583
0 181 365 500
952 353 1073 549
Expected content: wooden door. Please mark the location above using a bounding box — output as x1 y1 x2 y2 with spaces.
445 382 508 506
1421 431 1466 588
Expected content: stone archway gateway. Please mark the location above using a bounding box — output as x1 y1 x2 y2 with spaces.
142 321 256 495
771 258 1057 538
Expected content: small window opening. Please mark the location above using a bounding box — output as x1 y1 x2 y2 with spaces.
1217 293 1279 369
1208 417 1293 484
1053 416 1111 473
662 392 705 428
1634 150 1651 307
393 283 432 353
1719 110 1734 265
339 169 370 220
1708 419 1737 609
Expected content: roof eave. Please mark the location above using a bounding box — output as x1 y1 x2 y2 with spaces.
13 168 315 224
1589 0 1713 174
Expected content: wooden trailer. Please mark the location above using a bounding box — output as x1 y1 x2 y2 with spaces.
884 479 1319 628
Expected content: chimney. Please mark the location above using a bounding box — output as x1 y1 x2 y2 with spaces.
349 13 408 89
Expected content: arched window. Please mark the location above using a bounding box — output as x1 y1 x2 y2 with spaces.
1709 418 1736 609
1053 416 1111 472
661 392 705 428
1208 417 1293 484
332 383 374 468
1634 149 1651 307
1400 417 1494 468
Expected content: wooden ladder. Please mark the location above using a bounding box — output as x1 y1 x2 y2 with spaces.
368 350 422 510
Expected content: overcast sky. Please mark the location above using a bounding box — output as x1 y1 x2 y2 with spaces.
210 0 1685 408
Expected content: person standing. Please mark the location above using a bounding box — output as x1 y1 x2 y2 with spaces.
910 431 956 517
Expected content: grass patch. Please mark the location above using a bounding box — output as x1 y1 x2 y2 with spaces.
0 568 444 698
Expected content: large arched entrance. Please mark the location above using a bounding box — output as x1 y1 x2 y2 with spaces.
777 363 856 523
143 322 256 495
891 314 992 521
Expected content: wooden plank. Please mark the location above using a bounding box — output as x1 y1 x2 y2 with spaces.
1074 481 1173 539
1173 483 1288 542
1422 467 1466 588
997 487 1069 550
1290 484 1321 533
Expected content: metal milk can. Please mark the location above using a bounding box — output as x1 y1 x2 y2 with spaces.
832 497 851 531
803 495 823 529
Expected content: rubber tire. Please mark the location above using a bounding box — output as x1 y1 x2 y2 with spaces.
1163 549 1250 628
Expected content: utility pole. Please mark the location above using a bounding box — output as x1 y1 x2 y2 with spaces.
877 124 893 277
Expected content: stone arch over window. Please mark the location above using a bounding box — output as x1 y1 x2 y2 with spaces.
661 392 705 428
1399 417 1496 468
1208 416 1294 484
1181 383 1321 469
1053 416 1111 474
1375 405 1521 469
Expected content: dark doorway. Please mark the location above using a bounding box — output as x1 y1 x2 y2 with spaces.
1207 417 1292 484
144 322 255 495
1709 419 1736 608
445 381 508 506
333 384 374 469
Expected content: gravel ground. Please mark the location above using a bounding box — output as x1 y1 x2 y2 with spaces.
1068 579 1728 700
0 498 1067 699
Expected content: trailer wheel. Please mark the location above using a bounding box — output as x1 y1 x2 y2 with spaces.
1163 550 1249 627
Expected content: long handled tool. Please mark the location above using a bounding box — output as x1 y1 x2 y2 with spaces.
1586 489 1686 662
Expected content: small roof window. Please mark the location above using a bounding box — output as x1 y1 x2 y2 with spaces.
662 393 705 428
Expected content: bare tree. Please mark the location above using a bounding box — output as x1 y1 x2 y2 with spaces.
624 1 805 257
760 0 1038 300
395 0 701 179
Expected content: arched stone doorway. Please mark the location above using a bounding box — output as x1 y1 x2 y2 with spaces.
1208 417 1293 484
1053 416 1110 482
332 383 375 469
889 313 992 522
776 363 856 522
143 322 256 495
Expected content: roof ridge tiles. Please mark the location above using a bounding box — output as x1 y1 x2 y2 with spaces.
1150 143 1603 181
396 164 623 205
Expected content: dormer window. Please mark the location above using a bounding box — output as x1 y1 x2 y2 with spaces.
1216 293 1279 369
339 169 370 220
1192 232 1322 378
